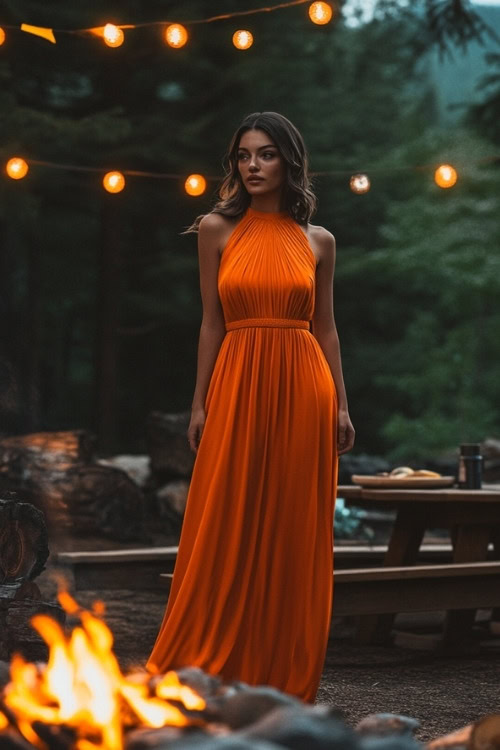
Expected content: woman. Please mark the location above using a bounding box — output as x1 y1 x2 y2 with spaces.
147 111 355 704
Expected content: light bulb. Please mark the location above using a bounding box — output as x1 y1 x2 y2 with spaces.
165 24 188 48
309 2 333 25
103 171 125 193
6 157 29 180
232 30 253 50
349 173 370 194
434 164 457 189
103 23 124 48
185 174 207 196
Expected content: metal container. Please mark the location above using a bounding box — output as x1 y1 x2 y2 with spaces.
458 443 483 489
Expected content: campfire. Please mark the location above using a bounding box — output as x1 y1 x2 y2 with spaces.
0 591 208 749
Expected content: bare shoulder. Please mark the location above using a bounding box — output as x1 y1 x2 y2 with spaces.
307 223 336 265
198 212 240 255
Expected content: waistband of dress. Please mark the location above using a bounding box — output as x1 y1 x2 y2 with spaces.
225 317 310 331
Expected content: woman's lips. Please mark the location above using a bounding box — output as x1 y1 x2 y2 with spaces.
247 177 264 183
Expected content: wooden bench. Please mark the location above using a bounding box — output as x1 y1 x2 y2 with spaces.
57 543 463 591
57 547 178 590
159 561 500 620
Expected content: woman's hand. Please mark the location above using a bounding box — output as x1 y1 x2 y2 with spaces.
187 407 206 454
337 408 355 455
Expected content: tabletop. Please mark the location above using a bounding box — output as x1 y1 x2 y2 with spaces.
337 484 500 503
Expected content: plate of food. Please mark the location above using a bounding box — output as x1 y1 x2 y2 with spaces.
351 466 455 489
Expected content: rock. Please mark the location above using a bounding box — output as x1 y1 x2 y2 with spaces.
97 455 152 489
157 480 190 518
167 735 280 750
125 726 185 749
239 703 360 750
360 737 422 750
356 713 420 737
147 411 194 478
212 685 302 730
173 666 223 698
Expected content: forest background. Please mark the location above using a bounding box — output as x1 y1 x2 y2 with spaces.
1 0 499 461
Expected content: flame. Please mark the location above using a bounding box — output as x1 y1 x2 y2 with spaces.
156 671 206 710
2 593 206 749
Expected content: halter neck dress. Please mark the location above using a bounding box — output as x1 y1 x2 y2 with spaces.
147 205 338 704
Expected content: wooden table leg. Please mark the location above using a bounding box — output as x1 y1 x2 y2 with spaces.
443 523 491 648
490 528 500 627
355 507 426 644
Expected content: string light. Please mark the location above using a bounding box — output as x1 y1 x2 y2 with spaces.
165 23 188 48
434 164 458 188
103 171 125 193
232 30 253 50
0 27 5 45
6 157 29 180
349 173 370 194
3 154 496 194
1 1 313 47
102 23 125 48
308 2 333 25
185 174 207 196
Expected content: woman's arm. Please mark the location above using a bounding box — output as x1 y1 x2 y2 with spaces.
188 213 227 452
311 229 355 455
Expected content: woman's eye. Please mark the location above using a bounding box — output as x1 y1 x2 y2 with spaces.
237 153 248 160
263 152 275 159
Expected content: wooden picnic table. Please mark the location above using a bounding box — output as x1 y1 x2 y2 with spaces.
337 483 500 646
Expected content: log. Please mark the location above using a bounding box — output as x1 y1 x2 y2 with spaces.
0 430 96 482
0 495 48 595
0 432 144 541
38 464 145 540
427 724 472 749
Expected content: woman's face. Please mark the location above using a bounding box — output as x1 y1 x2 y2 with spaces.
236 129 286 198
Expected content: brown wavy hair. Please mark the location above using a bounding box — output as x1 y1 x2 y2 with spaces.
183 111 317 233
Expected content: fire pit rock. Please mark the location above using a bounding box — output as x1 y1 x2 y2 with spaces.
165 735 282 750
127 730 281 750
209 685 303 730
357 714 420 737
238 703 360 750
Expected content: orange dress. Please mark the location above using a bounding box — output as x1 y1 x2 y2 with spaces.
147 206 338 704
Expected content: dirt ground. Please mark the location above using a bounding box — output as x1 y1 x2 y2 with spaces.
46 579 499 744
